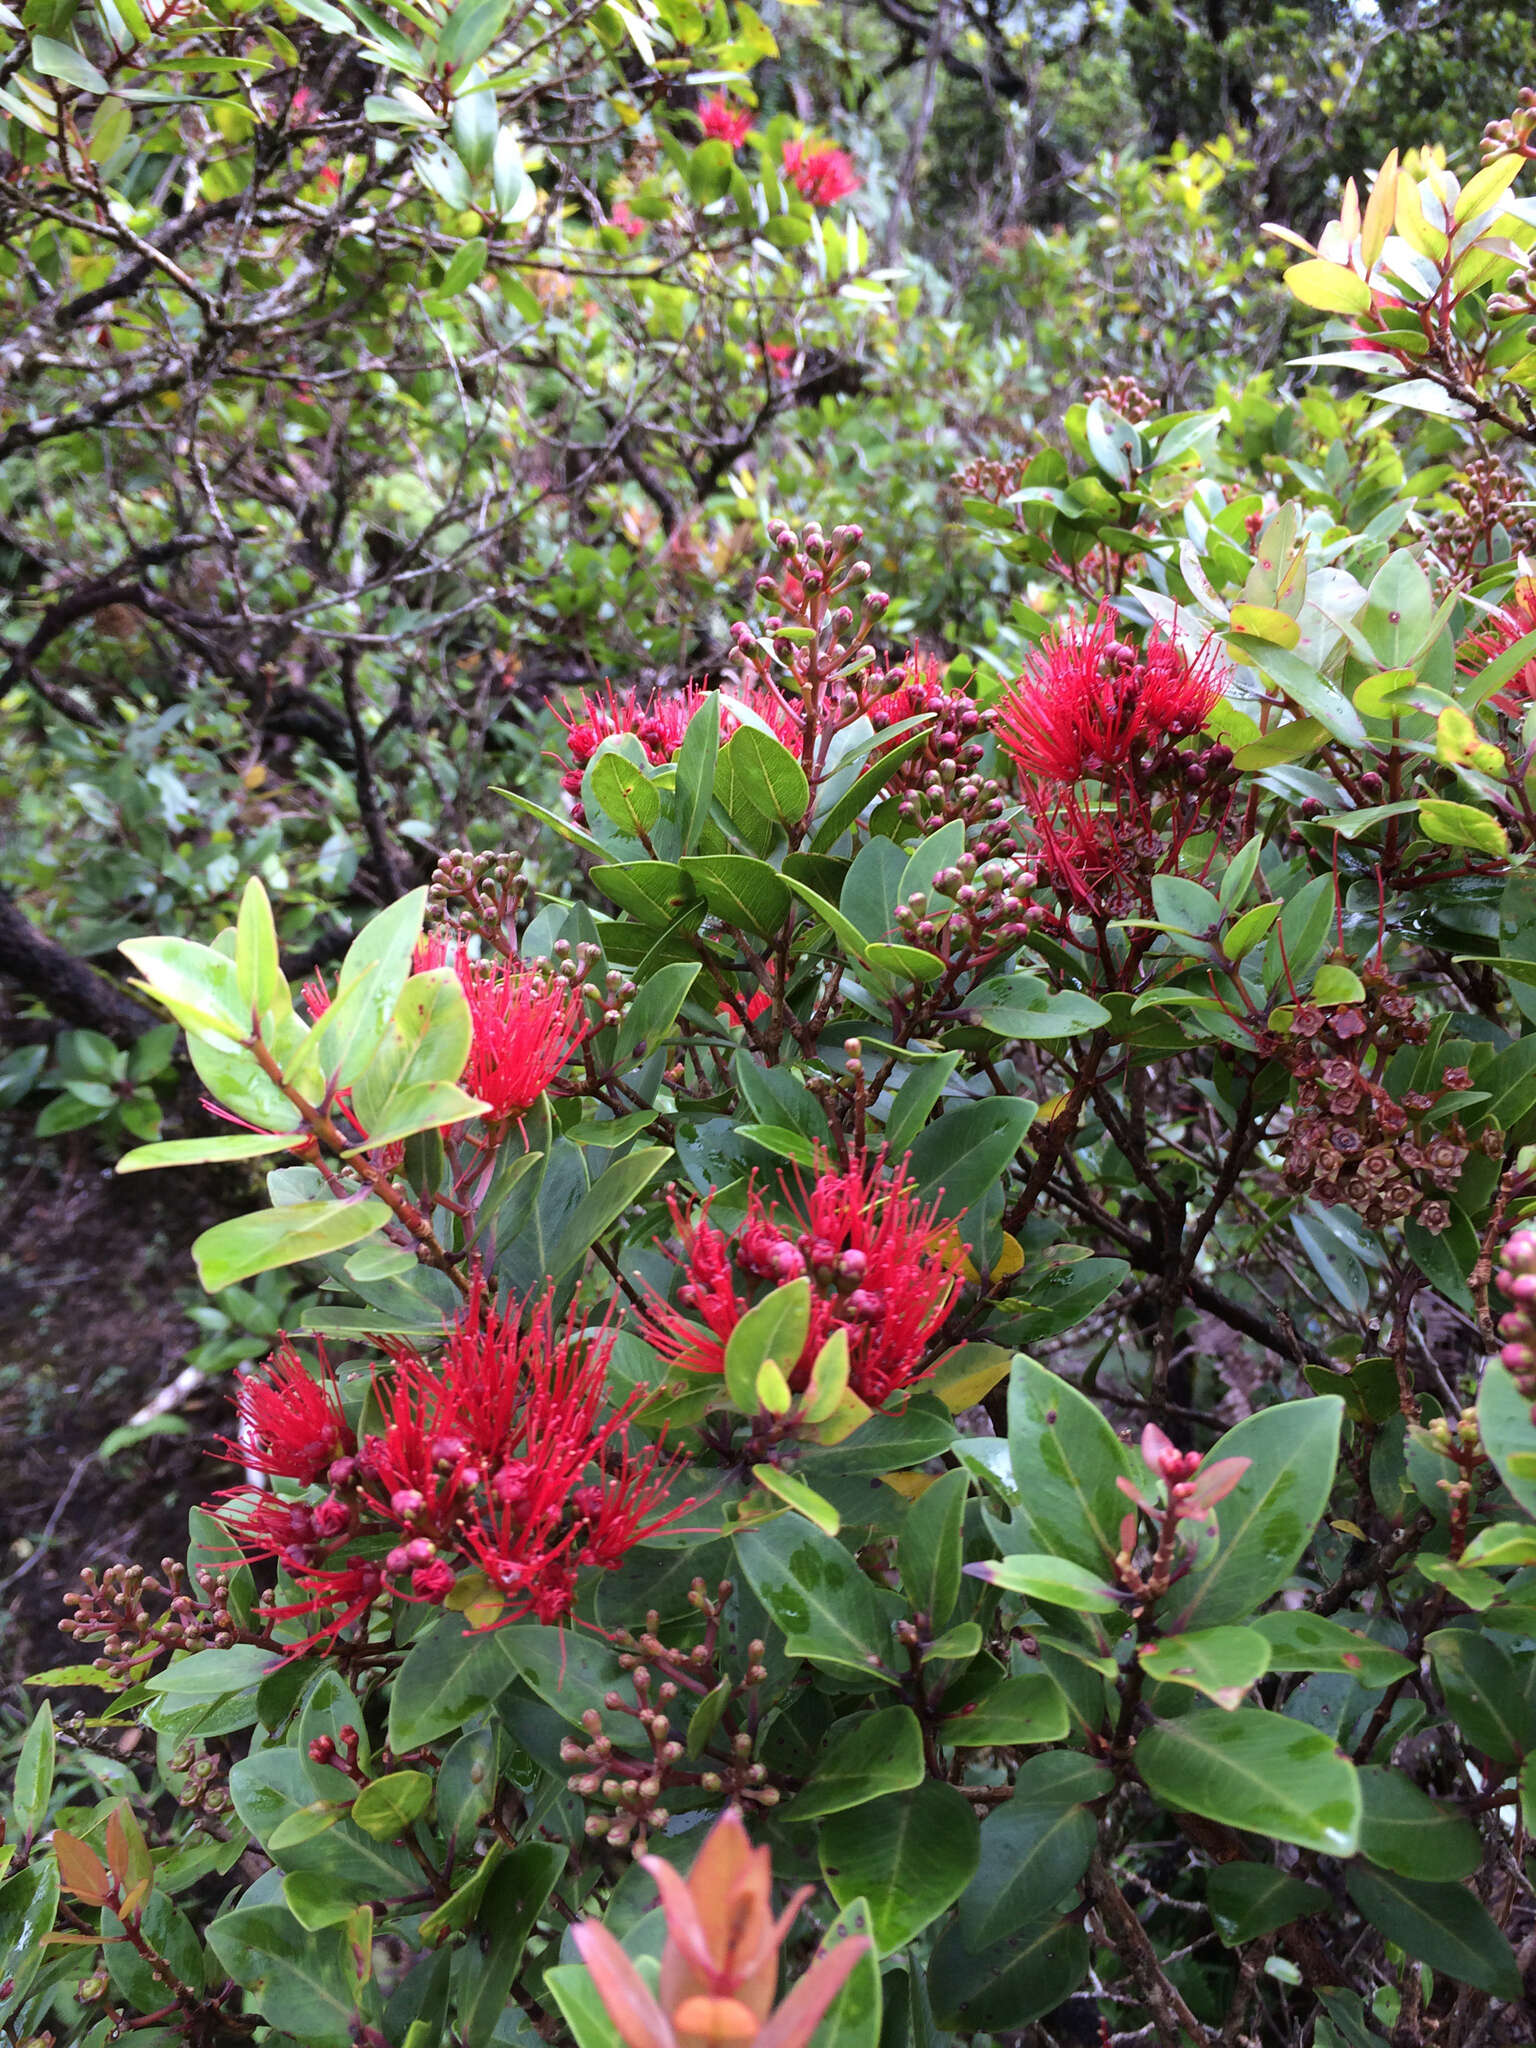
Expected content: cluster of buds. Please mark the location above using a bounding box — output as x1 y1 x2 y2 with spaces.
644 1153 965 1406
728 520 888 743
1430 458 1536 578
573 1807 869 2048
307 1723 366 1779
892 849 1043 980
951 451 1030 507
210 1280 690 1645
426 849 530 958
1414 1404 1488 1556
1480 89 1536 163
1271 979 1494 1231
1083 374 1157 424
60 1559 245 1682
169 1740 234 1818
1495 1227 1536 1424
562 1585 774 1847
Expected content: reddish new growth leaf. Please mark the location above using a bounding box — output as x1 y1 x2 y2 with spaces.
643 1154 964 1405
214 1279 690 1644
574 1806 868 2048
781 139 859 207
699 94 753 149
553 683 800 823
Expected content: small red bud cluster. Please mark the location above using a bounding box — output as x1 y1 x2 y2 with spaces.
560 1580 774 1848
60 1560 245 1682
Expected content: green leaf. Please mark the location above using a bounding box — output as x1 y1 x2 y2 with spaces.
1426 1628 1536 1764
725 1278 811 1412
727 724 810 823
350 1769 433 1839
1249 1613 1412 1688
0 1859 60 2023
1344 1866 1520 1999
1136 1709 1361 1856
807 1899 881 2048
810 726 935 852
753 1467 840 1534
434 235 488 299
1005 1359 1138 1571
959 1794 1096 1947
1161 1397 1343 1631
192 1196 391 1289
1206 1862 1329 1946
592 861 697 927
969 1552 1123 1613
783 1707 925 1821
735 1517 896 1684
896 1465 968 1629
207 1903 365 2042
235 876 289 1031
906 1098 1038 1222
1356 1765 1481 1880
589 747 662 837
818 1781 978 1951
1138 1626 1270 1709
144 1645 283 1696
119 935 249 1046
545 1145 670 1283
435 0 515 67
30 33 111 92
351 967 474 1136
13 1702 54 1839
926 1915 1090 2031
939 1673 1071 1748
118 1130 303 1172
457 1847 566 2048
1418 799 1509 858
679 854 791 936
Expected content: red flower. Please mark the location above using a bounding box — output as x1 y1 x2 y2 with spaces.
700 95 752 149
717 989 773 1026
228 1338 354 1485
417 935 587 1125
997 604 1226 787
553 683 800 823
213 1280 691 1646
1459 580 1536 716
643 1155 964 1405
781 139 859 207
611 201 648 241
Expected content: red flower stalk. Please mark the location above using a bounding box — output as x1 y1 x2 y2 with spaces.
1459 579 1536 717
213 1281 690 1645
643 1155 964 1405
996 604 1225 787
700 95 752 149
419 935 587 1125
781 139 859 207
553 684 799 823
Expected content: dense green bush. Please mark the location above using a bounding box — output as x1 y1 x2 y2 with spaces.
9 5 1536 2046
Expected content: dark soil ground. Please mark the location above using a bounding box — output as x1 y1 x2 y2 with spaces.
0 1112 233 1710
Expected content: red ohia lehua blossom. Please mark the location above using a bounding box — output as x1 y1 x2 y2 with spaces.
611 200 648 240
414 933 587 1125
996 603 1225 787
1459 578 1536 717
781 139 859 207
699 94 753 149
642 1153 964 1406
213 1278 690 1645
553 683 800 824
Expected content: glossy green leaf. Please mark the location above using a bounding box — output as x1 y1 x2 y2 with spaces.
783 1707 925 1821
1206 1862 1329 1946
1136 1709 1361 1855
1005 1359 1138 1570
1138 1625 1270 1709
939 1672 1071 1748
1356 1765 1481 1880
735 1517 897 1683
959 1795 1096 1947
192 1196 391 1289
818 1781 978 1950
1345 1866 1520 1999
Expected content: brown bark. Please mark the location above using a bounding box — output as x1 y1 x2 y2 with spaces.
0 885 157 1043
